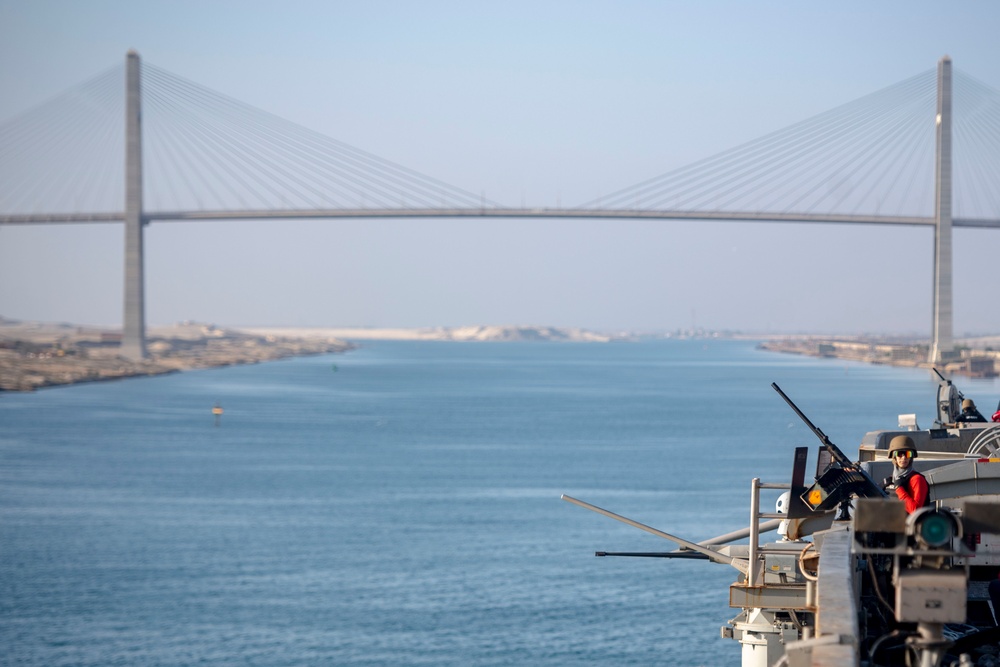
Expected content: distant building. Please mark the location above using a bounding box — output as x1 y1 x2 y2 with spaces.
964 357 997 378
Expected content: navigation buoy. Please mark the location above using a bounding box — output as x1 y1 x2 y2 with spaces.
212 403 223 426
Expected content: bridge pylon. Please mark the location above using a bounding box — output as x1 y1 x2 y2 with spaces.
121 50 147 361
930 55 953 365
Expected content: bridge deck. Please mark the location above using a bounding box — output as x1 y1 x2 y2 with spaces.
3 208 999 227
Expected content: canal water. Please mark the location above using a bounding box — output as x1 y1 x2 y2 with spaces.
2 339 997 666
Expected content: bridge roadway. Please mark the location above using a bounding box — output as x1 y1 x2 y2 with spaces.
3 208 1000 228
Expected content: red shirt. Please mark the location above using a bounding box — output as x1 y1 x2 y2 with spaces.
895 472 929 513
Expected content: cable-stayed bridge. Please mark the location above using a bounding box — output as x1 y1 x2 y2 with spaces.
2 52 999 361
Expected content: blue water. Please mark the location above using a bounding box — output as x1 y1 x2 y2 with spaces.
2 340 998 666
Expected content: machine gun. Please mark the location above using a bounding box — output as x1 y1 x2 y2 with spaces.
932 366 992 426
932 367 963 425
771 382 887 513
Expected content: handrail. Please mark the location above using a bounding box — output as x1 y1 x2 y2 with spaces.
748 478 792 587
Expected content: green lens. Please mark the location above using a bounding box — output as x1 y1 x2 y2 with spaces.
919 512 953 548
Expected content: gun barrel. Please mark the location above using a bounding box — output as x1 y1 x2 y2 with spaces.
561 494 750 574
596 551 710 559
772 382 832 448
771 383 887 499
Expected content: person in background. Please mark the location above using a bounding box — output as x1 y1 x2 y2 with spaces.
955 398 987 423
884 435 930 513
992 575 1000 626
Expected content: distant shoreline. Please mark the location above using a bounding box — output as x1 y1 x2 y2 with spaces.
0 320 353 392
240 327 1000 348
238 325 613 342
0 321 611 391
757 337 999 378
2 318 998 391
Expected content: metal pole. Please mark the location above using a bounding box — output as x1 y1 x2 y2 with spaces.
748 477 761 587
930 55 953 364
122 50 146 360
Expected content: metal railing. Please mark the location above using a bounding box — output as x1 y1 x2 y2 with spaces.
747 478 791 587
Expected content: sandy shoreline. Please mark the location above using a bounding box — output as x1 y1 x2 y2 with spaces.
758 337 999 378
238 325 613 342
0 321 611 391
0 320 354 392
242 327 435 341
2 318 998 391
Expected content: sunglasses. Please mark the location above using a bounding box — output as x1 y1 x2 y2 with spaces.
891 450 914 459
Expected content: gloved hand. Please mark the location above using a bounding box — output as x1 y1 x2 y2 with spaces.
882 477 896 492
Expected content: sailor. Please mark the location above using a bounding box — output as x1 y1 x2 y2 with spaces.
955 398 987 423
884 435 930 513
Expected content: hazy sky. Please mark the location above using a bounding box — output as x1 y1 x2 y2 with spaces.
1 1 998 335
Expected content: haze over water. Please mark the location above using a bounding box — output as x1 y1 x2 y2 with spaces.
2 340 998 666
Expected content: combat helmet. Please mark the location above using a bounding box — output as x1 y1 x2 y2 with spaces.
888 434 917 458
962 398 976 410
